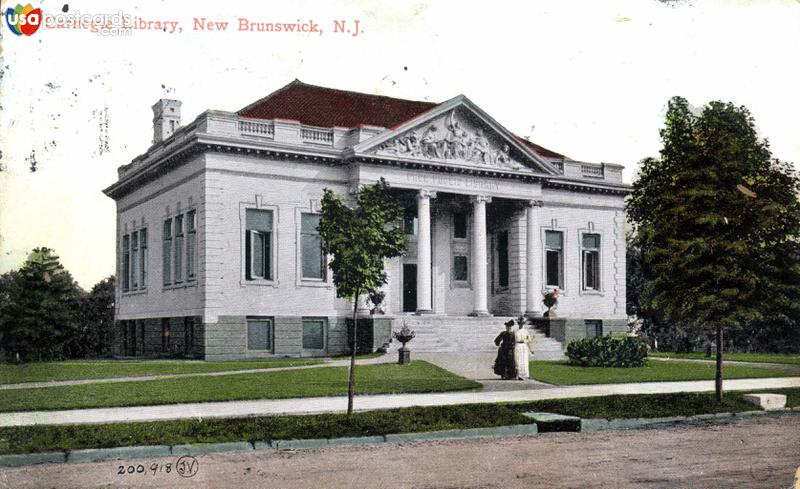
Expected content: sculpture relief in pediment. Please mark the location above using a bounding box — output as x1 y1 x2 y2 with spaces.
375 110 525 170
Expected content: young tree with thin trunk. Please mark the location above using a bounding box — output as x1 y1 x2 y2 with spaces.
628 97 800 401
318 178 408 414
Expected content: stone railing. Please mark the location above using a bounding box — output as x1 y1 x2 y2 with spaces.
557 161 624 184
238 119 275 138
581 164 604 178
236 116 335 147
301 126 334 146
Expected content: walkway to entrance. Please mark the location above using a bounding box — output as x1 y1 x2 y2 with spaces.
416 352 554 392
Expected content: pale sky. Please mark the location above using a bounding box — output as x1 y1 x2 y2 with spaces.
1 0 799 289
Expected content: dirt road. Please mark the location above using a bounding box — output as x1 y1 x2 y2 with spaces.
2 416 799 489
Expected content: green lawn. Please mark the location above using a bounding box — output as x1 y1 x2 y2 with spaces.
2 389 795 455
650 351 800 366
0 359 325 384
0 361 480 413
529 359 800 385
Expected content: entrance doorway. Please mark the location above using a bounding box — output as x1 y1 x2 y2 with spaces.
403 264 417 312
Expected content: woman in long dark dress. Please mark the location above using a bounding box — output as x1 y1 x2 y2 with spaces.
493 320 517 380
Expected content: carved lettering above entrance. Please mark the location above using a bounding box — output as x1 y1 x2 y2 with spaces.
406 173 501 192
373 109 527 171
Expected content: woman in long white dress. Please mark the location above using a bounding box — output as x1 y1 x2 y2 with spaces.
513 324 534 380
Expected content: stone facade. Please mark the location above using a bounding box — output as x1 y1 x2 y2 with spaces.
531 318 629 347
104 81 631 359
114 316 203 358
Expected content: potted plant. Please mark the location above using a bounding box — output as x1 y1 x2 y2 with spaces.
542 288 560 317
392 321 416 364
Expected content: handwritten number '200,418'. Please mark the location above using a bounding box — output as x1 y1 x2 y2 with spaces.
116 462 173 476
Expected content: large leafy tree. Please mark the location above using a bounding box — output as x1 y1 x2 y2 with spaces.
0 248 84 362
628 97 800 400
0 270 20 361
318 178 408 414
74 276 116 358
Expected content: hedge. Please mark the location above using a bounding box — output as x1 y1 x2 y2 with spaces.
566 335 649 367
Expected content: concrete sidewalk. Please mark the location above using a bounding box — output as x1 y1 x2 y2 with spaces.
2 376 798 428
648 356 800 371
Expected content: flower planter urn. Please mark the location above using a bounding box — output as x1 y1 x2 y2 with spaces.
398 346 411 364
392 322 416 365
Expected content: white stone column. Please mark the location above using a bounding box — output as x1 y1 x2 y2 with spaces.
526 200 544 316
470 195 491 316
416 190 436 314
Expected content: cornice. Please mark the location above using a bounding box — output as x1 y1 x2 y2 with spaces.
104 136 629 200
544 178 631 196
103 136 345 199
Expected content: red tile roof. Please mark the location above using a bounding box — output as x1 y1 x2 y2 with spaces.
238 79 437 129
238 80 565 159
514 135 565 160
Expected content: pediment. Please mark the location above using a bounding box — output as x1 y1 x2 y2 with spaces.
353 97 560 175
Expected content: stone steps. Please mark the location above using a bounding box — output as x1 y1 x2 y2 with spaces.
389 315 565 360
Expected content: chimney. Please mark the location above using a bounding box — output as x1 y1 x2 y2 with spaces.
152 99 182 143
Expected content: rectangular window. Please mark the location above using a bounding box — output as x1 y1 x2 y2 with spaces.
184 317 195 356
139 228 148 289
245 209 273 280
585 320 603 338
138 320 145 355
247 317 273 351
403 207 417 236
161 318 171 352
545 231 564 288
131 232 139 290
497 231 509 288
453 255 468 282
453 212 467 239
302 318 326 350
186 211 196 281
121 234 130 292
582 233 601 290
301 213 325 279
174 214 184 284
163 219 172 286
122 320 129 356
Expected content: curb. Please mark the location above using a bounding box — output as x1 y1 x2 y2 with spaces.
1 410 797 468
273 435 386 450
0 451 67 468
171 442 254 456
67 445 171 464
580 409 797 432
0 425 539 468
384 424 538 443
523 412 581 433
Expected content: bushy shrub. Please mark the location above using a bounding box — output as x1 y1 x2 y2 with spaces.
566 335 649 367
